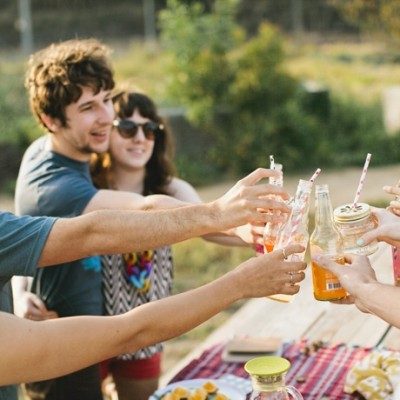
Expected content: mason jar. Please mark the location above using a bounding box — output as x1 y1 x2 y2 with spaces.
333 203 378 256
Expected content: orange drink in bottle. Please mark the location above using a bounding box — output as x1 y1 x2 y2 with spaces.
310 184 346 301
311 256 346 301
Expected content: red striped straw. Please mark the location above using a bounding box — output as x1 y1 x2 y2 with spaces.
352 153 372 207
309 168 321 183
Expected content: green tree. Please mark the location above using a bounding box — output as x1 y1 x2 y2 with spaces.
330 0 400 40
160 0 319 174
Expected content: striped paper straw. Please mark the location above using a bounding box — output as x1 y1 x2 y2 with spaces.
288 183 312 242
352 153 372 207
269 155 275 170
286 170 320 240
309 168 321 183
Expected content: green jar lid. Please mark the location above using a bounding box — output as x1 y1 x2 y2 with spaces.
244 356 291 376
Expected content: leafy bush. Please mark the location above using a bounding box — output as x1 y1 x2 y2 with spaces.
159 0 326 174
160 0 400 177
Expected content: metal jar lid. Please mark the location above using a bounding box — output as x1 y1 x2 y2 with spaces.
333 202 371 222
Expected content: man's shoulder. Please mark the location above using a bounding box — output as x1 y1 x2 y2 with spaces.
16 138 96 217
18 137 90 187
21 136 68 172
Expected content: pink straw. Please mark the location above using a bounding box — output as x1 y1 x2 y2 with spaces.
352 153 372 207
309 168 321 183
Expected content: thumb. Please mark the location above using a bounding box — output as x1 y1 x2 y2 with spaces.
313 255 340 275
359 226 382 246
31 296 48 313
239 168 280 186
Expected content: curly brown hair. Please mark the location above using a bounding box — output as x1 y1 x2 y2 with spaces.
91 91 176 195
25 38 115 130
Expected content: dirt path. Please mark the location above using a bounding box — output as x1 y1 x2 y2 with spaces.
197 164 400 207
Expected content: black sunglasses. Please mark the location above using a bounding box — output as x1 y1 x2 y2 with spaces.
112 119 164 141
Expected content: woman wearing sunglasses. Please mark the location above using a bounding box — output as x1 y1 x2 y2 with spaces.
90 90 255 400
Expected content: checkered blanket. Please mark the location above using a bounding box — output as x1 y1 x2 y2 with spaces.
169 340 372 399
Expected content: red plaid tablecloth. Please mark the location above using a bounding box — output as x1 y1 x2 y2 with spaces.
169 340 371 399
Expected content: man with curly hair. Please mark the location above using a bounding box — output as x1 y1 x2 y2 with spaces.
11 38 290 400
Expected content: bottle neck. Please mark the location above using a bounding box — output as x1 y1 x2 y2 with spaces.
314 190 334 228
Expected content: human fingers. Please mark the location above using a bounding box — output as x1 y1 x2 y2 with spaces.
390 206 400 217
383 185 400 197
286 271 306 285
331 295 355 305
238 168 282 186
25 307 48 321
280 282 301 295
250 225 264 246
30 294 48 314
258 197 291 213
274 244 305 260
45 311 59 319
389 200 400 212
358 226 384 245
312 254 342 275
250 183 290 200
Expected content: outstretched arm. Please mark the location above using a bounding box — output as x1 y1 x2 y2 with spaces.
38 169 290 267
83 168 287 216
1 245 306 385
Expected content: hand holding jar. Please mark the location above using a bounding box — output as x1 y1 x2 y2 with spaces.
358 207 400 249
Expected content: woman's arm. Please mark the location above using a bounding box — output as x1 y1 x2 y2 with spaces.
1 245 306 385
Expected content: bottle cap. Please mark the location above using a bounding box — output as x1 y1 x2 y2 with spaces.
333 203 371 222
244 356 291 377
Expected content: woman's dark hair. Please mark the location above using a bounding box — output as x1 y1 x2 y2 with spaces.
91 91 175 195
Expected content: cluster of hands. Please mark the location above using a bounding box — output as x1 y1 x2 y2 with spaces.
315 183 400 313
223 172 400 314
13 168 400 321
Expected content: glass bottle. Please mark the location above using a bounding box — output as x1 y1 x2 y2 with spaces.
274 179 312 262
310 184 346 301
263 163 284 253
245 356 303 400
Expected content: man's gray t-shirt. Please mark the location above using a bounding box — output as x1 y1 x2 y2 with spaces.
0 211 56 400
15 136 101 317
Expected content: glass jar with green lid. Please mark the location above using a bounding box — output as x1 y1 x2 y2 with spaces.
245 356 303 399
333 203 378 256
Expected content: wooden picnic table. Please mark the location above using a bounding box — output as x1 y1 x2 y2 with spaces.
161 242 400 386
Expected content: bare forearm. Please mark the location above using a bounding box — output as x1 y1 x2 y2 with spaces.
0 273 241 385
119 272 242 352
202 232 247 247
354 282 400 328
39 205 221 266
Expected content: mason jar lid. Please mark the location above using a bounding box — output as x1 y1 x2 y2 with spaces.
333 203 371 222
244 356 291 377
